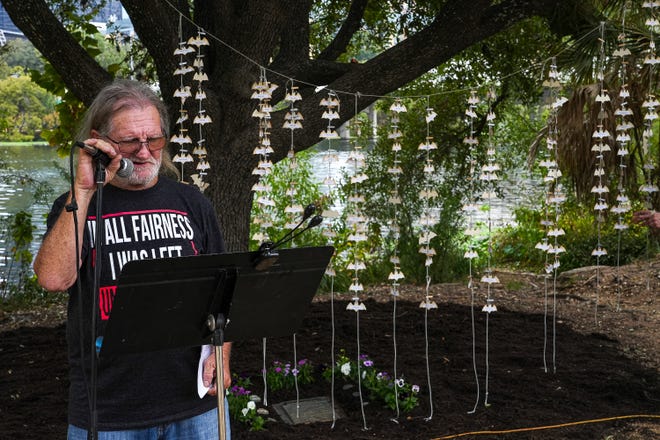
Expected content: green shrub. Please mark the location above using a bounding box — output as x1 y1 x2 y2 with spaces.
491 204 654 272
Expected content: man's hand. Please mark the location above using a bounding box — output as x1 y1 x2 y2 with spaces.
632 210 660 229
75 137 124 192
202 344 232 396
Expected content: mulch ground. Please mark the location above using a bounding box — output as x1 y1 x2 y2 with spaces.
1 262 659 439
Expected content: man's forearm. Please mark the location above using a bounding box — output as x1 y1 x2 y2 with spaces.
34 191 92 291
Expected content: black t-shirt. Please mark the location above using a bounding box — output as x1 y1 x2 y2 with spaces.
46 177 225 430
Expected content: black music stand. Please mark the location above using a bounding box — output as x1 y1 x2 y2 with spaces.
99 246 334 440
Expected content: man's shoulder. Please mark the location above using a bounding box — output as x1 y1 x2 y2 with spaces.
158 177 210 202
159 176 202 193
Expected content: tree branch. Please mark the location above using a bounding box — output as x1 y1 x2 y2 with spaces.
268 0 575 152
317 0 369 61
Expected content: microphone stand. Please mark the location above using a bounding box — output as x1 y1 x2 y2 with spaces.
207 314 228 440
88 161 106 440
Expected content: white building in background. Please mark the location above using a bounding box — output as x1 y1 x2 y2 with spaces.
90 1 133 36
0 0 24 44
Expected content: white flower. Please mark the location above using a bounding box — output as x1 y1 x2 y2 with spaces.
340 362 351 376
241 408 248 417
247 401 256 411
412 384 420 393
396 378 405 388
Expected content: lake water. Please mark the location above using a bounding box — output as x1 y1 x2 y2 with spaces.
0 144 69 282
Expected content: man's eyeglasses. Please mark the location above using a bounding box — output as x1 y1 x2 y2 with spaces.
105 135 167 155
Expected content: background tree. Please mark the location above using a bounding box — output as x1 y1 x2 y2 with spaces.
0 39 45 73
0 73 57 141
3 0 604 251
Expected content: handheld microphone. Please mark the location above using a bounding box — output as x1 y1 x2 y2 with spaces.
75 141 134 178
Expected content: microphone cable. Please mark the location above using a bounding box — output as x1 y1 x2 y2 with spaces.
64 141 103 439
88 161 107 440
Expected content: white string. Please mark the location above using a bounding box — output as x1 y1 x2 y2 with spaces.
484 312 491 407
290 334 299 420
542 262 549 373
261 337 268 406
552 192 560 373
348 92 369 431
593 21 608 327
467 277 480 414
552 264 558 373
356 310 369 430
549 58 564 374
172 13 192 179
317 87 339 430
641 3 660 292
646 230 652 291
533 87 553 364
423 274 434 422
416 94 439 422
329 272 337 429
481 88 499 405
386 97 407 422
613 2 631 313
463 89 480 414
391 289 400 421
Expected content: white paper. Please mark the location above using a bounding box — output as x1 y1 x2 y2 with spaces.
197 344 213 398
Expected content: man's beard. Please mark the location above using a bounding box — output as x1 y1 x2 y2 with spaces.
121 155 161 187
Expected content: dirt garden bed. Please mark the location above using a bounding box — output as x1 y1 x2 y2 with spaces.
1 259 658 439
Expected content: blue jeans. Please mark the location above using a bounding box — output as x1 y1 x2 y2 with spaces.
67 405 231 440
